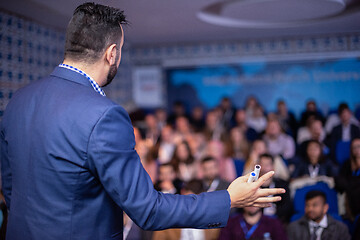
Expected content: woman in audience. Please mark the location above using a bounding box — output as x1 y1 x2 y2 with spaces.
206 140 237 182
224 127 249 177
170 140 198 182
291 140 337 179
244 139 290 181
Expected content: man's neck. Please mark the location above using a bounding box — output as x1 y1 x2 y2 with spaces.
62 59 105 87
243 212 262 225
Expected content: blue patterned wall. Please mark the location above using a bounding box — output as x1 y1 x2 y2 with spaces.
0 10 134 119
0 11 65 118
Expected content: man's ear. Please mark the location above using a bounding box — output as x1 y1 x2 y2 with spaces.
323 203 329 215
105 44 117 65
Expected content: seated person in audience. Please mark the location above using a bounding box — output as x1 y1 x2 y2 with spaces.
144 113 161 146
263 118 296 160
234 108 259 142
201 156 230 192
275 99 298 138
154 163 183 194
244 139 290 181
190 106 205 133
167 101 188 125
258 153 293 224
297 116 325 145
154 108 168 130
246 104 267 134
292 140 337 179
299 100 325 127
225 127 250 160
325 102 359 135
206 140 237 182
203 109 226 141
170 140 199 182
329 103 360 159
224 127 249 176
335 138 360 220
297 117 329 156
218 97 236 131
173 116 193 142
219 206 288 240
287 190 350 240
157 124 176 164
152 180 220 240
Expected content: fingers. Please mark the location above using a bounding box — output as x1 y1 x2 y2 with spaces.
255 171 274 187
257 188 286 197
252 203 272 208
255 196 282 204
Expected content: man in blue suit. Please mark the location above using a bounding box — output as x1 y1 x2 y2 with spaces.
0 3 284 239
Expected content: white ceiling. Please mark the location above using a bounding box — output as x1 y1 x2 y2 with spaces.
1 0 360 45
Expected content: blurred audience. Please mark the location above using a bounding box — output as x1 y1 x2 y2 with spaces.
152 179 220 240
126 97 360 239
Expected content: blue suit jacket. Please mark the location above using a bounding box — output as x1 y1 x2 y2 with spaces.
0 67 230 240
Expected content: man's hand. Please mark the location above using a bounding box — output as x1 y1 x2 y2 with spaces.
227 171 285 208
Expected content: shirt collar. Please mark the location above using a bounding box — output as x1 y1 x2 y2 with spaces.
309 214 328 229
58 64 106 97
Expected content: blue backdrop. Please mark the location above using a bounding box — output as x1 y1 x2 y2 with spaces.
166 57 360 116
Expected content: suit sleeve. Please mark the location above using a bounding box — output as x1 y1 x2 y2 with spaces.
0 126 12 209
86 105 231 230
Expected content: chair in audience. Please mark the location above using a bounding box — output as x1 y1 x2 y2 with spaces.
336 141 351 166
290 182 340 222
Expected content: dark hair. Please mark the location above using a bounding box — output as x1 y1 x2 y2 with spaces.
259 153 274 164
201 156 216 164
159 163 175 171
305 190 327 204
64 2 128 63
182 179 204 194
338 102 350 115
350 138 360 163
170 140 195 171
305 140 325 164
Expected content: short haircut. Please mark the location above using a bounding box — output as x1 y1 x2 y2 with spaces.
64 2 128 63
338 102 350 115
183 179 204 194
305 190 327 204
159 163 175 170
258 153 274 163
201 156 216 164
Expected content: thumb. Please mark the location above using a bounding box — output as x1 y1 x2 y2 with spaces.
255 171 274 188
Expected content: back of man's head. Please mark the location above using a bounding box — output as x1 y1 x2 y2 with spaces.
65 2 128 64
182 179 204 195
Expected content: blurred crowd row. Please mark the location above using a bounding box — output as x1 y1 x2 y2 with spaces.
125 97 360 240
